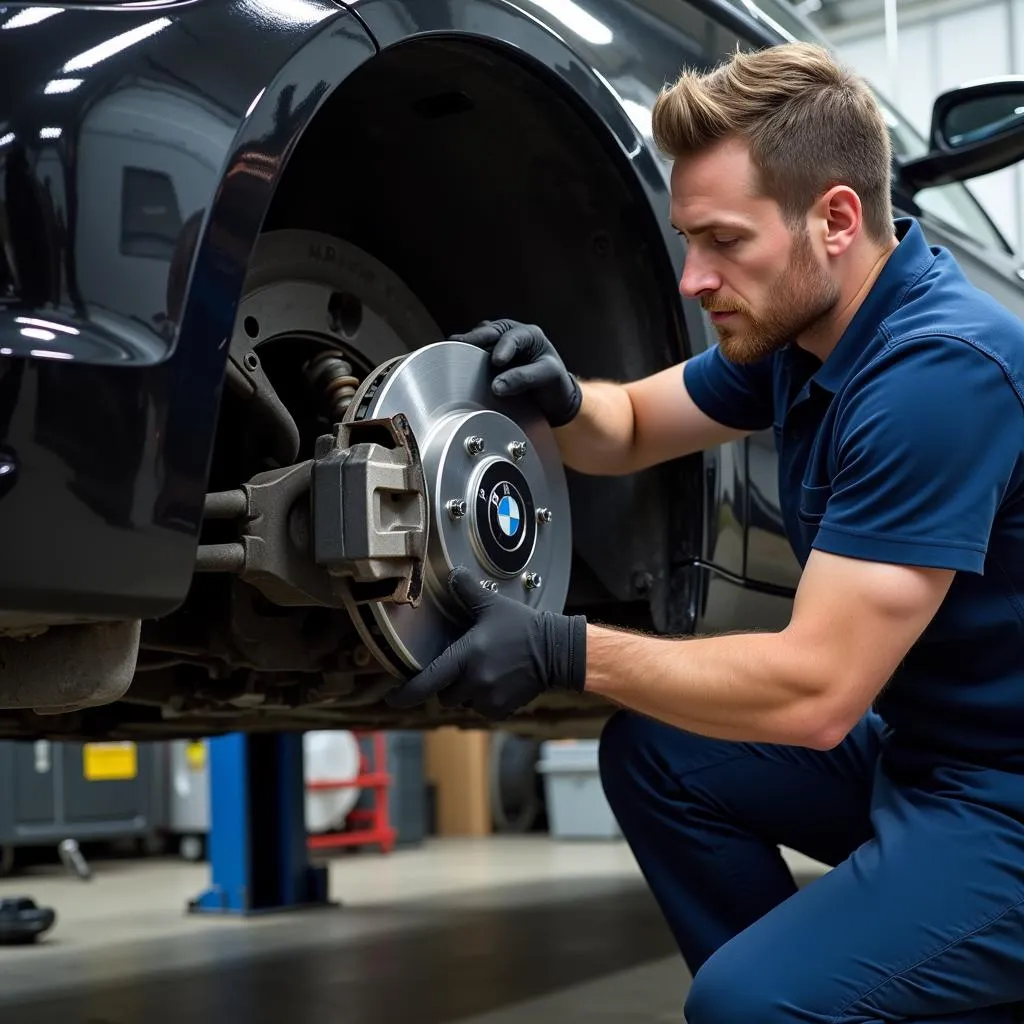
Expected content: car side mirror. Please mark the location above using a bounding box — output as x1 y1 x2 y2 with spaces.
900 77 1024 194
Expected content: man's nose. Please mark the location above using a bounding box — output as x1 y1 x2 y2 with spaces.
678 250 720 298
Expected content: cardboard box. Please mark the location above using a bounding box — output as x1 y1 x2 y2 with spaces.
425 727 491 836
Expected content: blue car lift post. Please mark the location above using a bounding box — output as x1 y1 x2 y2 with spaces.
188 732 333 916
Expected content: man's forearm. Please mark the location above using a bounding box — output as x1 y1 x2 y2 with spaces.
583 624 843 749
554 380 639 475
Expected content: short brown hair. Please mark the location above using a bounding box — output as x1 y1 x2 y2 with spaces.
651 42 894 243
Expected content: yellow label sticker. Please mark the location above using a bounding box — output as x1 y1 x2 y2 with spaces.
185 740 206 771
83 742 137 781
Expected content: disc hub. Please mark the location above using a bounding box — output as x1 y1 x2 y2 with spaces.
431 410 538 581
473 455 535 577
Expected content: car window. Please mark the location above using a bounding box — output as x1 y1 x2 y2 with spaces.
731 0 1014 255
875 94 1012 254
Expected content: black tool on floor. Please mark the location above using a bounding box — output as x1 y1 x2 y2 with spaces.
0 897 56 945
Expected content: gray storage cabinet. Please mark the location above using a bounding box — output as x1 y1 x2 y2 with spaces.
537 741 622 840
0 740 164 852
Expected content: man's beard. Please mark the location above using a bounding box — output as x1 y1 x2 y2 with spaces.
705 230 839 365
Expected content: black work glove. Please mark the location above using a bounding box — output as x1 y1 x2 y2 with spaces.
385 566 588 720
451 319 582 428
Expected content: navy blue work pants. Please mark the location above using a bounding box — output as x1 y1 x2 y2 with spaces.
598 709 1024 1023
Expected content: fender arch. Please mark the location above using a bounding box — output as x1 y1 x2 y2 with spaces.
170 9 378 380
247 1 709 631
158 7 381 555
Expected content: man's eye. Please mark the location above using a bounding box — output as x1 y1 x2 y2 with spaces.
714 237 739 248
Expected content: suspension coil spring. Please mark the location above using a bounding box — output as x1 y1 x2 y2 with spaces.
305 352 362 422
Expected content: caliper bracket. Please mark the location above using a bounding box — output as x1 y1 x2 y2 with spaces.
311 413 427 607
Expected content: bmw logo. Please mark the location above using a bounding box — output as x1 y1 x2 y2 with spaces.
488 481 526 552
473 460 537 576
496 493 521 539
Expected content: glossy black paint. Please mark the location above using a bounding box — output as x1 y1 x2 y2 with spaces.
0 0 733 630
0 0 376 619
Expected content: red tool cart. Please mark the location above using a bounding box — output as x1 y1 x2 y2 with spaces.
306 732 397 854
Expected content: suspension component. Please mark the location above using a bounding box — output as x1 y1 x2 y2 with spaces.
306 351 362 422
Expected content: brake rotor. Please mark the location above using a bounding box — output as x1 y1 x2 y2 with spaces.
344 341 572 675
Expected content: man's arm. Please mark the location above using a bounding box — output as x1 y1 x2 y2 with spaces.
587 336 1022 747
556 362 755 475
584 549 954 749
453 320 775 476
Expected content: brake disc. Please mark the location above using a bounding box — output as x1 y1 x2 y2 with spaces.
344 340 572 675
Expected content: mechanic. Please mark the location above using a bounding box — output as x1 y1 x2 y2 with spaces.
388 41 1024 1024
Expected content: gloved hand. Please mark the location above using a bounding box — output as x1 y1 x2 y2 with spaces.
450 319 582 428
385 566 588 720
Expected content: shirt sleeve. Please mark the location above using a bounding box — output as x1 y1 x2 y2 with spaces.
682 344 776 431
812 336 1023 573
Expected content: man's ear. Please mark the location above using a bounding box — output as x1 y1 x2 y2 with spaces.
812 186 861 258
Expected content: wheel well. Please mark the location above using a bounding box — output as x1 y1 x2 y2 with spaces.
259 36 703 631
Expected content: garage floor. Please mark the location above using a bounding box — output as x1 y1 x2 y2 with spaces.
0 837 827 1023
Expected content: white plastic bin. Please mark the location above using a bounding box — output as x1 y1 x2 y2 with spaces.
537 740 621 839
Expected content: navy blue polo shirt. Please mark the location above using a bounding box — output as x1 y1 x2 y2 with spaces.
683 217 1024 774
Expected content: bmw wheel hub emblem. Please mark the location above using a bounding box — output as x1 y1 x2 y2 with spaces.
495 492 522 542
473 460 536 576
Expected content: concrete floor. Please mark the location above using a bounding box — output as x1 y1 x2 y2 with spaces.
0 837 827 1023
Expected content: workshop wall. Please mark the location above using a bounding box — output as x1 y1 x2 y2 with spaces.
822 0 1024 252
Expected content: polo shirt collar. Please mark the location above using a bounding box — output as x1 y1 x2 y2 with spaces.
808 217 934 393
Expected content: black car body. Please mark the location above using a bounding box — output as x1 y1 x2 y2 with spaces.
1 0 1022 739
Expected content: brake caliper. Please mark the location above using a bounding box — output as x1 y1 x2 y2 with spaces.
311 412 427 607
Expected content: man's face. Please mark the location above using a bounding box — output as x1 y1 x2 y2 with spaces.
670 137 839 364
